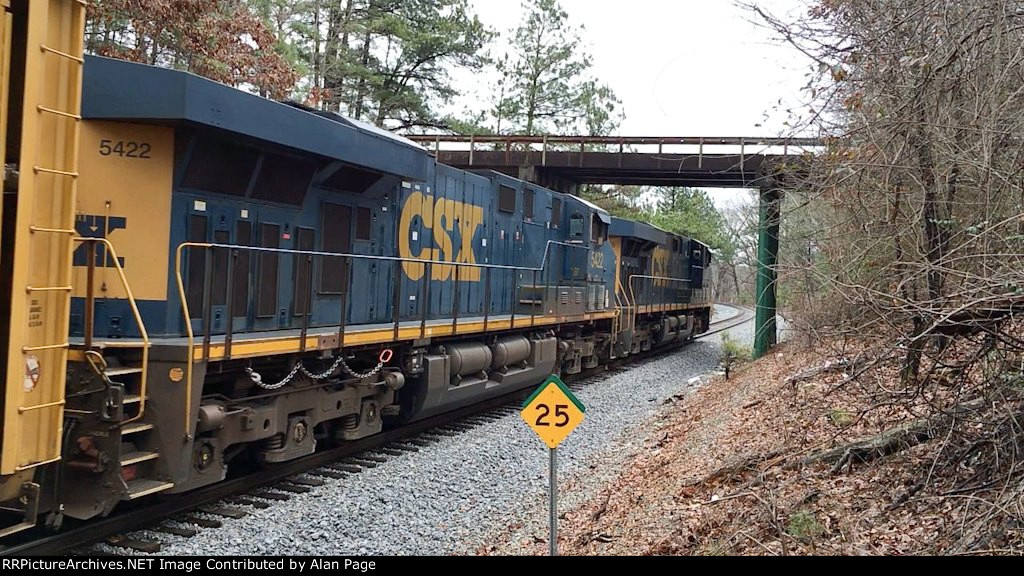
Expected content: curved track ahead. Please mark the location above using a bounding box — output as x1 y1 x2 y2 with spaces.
1 306 753 556
698 304 755 340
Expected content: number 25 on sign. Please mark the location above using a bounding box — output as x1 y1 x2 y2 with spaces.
521 375 585 449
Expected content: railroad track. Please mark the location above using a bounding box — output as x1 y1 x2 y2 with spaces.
1 306 752 556
698 305 756 340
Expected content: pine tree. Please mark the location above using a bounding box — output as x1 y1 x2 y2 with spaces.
316 0 492 129
494 0 620 135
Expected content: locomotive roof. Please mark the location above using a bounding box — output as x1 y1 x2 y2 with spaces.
610 216 669 244
81 55 430 182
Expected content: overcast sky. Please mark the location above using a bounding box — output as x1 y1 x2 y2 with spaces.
463 0 814 208
466 0 812 136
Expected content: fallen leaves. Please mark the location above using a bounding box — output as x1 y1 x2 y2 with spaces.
482 340 1024 556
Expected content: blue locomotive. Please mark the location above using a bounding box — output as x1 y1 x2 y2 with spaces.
0 47 711 531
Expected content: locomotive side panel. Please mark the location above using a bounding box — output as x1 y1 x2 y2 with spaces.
70 121 174 337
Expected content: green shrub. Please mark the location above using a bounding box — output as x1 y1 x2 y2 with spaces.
786 509 824 542
829 409 855 428
722 333 752 363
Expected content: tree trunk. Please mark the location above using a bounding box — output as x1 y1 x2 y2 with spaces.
312 0 322 106
351 29 373 120
914 85 945 304
324 0 355 113
524 23 546 135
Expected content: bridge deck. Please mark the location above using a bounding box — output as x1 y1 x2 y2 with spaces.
407 135 822 190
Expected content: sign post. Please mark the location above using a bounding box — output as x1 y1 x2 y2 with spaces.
549 447 557 557
521 375 586 556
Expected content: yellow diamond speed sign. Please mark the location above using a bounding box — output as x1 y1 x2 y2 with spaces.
521 375 586 449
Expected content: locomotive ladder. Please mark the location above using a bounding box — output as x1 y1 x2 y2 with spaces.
17 33 83 418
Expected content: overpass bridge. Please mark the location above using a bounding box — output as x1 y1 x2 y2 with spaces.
407 134 824 357
407 135 819 192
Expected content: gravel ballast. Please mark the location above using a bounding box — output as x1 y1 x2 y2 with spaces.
108 306 756 556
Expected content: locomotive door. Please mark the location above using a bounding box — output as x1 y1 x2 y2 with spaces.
688 240 705 304
459 180 486 318
349 203 384 326
185 204 246 335
320 202 353 326
230 216 253 331
492 216 515 316
209 217 231 334
566 212 586 281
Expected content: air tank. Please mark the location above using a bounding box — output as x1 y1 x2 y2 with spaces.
491 336 532 370
446 343 493 377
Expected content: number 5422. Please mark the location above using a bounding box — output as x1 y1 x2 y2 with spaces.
534 403 570 427
99 139 152 159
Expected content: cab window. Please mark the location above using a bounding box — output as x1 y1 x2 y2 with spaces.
570 214 584 238
591 214 607 245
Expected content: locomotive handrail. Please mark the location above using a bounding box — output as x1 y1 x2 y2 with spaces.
177 239 589 274
74 237 151 426
407 134 825 147
173 239 592 434
626 274 692 319
614 274 633 333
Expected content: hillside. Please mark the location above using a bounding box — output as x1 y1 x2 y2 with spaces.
485 342 1024 555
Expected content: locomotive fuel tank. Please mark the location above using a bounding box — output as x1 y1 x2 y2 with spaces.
491 336 532 371
413 334 558 420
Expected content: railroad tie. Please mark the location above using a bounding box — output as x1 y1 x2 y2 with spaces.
151 525 198 538
106 535 162 553
327 464 364 474
252 491 291 502
388 443 420 452
176 515 222 529
344 458 379 469
224 496 272 509
287 476 326 487
200 506 248 519
274 483 312 494
308 469 348 480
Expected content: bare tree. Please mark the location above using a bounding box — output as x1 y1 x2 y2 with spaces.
749 0 1024 552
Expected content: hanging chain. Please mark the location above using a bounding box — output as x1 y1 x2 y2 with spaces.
246 349 393 391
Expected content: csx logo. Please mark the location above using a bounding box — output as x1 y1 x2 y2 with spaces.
398 192 484 282
652 247 673 286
